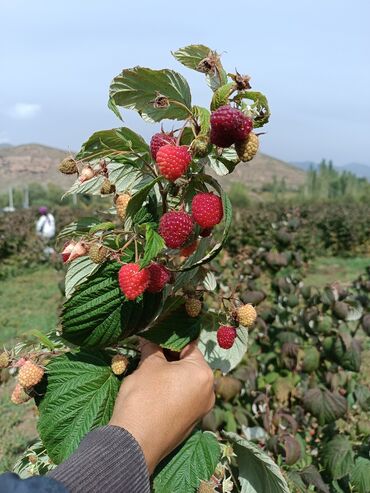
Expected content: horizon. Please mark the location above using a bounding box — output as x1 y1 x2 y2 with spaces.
1 0 370 168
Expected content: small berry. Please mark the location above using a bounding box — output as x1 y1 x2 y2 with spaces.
11 384 31 405
159 211 193 249
89 244 108 264
180 241 198 257
236 304 257 327
192 193 223 229
118 263 150 300
210 105 253 147
147 263 171 293
79 166 95 183
18 361 44 388
191 136 210 157
197 480 217 493
0 351 10 369
200 228 213 238
235 132 259 162
185 298 202 318
150 132 176 159
100 178 115 195
59 157 77 175
111 354 129 375
156 145 192 181
217 325 237 349
116 193 131 220
61 241 88 264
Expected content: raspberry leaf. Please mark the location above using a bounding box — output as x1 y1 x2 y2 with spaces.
350 457 370 493
64 256 100 299
233 90 271 128
153 430 220 493
125 177 160 219
192 105 210 135
172 45 214 70
303 387 347 425
140 224 165 269
109 67 192 122
57 217 101 241
210 82 236 111
322 436 355 480
36 350 121 464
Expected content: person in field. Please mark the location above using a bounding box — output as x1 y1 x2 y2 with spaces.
36 206 56 241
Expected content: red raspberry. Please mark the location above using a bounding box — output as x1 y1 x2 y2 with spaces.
159 211 193 249
217 325 237 349
192 193 223 229
150 132 176 160
147 263 171 293
180 241 198 257
118 263 150 300
210 105 253 147
156 145 192 181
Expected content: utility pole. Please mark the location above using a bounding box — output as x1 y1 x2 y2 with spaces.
23 185 30 209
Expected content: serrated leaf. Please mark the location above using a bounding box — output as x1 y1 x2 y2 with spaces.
300 465 330 493
346 299 363 321
144 304 201 351
173 238 210 291
89 221 116 234
199 312 248 374
109 67 191 122
172 44 213 70
107 96 123 121
303 388 347 425
233 90 270 128
322 435 354 480
153 431 220 493
140 224 165 268
58 217 101 241
126 177 160 219
224 432 290 493
192 106 210 135
211 82 235 110
37 350 120 464
351 457 370 493
65 256 100 299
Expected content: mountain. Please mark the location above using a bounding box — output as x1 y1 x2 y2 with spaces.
0 143 306 194
292 160 370 180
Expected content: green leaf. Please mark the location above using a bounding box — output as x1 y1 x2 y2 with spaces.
199 312 248 374
211 82 235 110
89 221 116 234
322 435 354 480
300 465 330 493
140 224 165 268
192 106 210 135
172 44 214 70
62 262 161 346
37 350 120 464
224 432 290 493
75 127 150 161
58 217 101 241
303 387 347 425
107 96 123 121
351 457 370 493
109 67 192 122
233 90 271 128
144 304 201 351
65 256 100 299
126 177 160 219
153 431 220 493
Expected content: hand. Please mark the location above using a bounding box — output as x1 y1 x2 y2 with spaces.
109 339 215 474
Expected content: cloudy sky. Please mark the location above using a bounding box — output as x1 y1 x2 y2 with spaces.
1 0 369 166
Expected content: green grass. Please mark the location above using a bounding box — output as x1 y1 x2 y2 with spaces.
304 256 369 288
0 267 61 347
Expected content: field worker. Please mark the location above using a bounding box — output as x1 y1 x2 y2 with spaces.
36 206 56 241
0 339 215 493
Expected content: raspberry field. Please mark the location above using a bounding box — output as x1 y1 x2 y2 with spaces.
0 44 369 493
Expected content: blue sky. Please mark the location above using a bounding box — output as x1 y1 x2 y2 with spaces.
1 0 369 166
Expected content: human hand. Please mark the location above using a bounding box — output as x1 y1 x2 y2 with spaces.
109 339 215 474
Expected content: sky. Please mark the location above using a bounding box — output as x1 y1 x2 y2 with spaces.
1 0 369 167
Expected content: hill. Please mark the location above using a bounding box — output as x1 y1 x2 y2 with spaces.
0 144 306 193
292 160 370 180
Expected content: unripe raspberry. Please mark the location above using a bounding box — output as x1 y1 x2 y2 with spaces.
235 132 259 162
210 105 253 148
111 354 129 375
89 244 108 264
59 157 77 175
18 361 44 388
156 145 192 181
150 132 176 159
0 351 10 369
192 193 223 229
159 211 194 249
11 384 31 405
197 480 217 493
236 304 257 327
217 325 237 349
147 263 171 293
185 298 202 318
180 241 198 257
118 263 150 300
116 193 131 220
79 165 95 183
100 178 115 195
191 136 210 157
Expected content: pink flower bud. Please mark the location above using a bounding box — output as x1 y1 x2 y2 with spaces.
65 241 88 263
79 166 95 183
61 240 76 263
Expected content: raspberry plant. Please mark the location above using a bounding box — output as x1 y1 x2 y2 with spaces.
6 45 294 492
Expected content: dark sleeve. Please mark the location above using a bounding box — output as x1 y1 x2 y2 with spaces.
48 425 150 493
0 472 67 493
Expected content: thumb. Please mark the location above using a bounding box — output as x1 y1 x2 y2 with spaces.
180 339 205 363
139 337 165 364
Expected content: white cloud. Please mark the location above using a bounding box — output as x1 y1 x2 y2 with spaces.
8 102 41 120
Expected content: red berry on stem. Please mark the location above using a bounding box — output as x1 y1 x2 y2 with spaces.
156 145 192 181
210 105 253 148
217 325 237 349
150 132 176 160
180 241 198 257
192 192 223 229
147 263 171 293
118 263 150 300
159 211 194 249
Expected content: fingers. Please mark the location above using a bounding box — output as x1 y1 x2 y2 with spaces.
139 337 165 363
180 339 204 362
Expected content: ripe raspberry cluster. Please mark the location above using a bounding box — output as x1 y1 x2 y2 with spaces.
216 304 258 349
